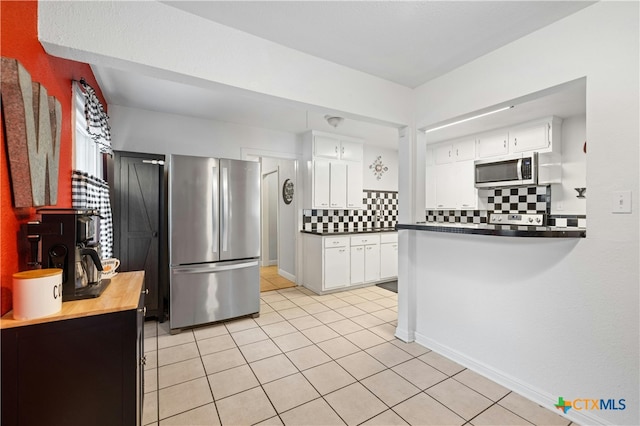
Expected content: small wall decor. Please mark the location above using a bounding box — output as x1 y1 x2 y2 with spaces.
282 179 294 205
1 57 61 207
575 187 586 199
369 155 389 181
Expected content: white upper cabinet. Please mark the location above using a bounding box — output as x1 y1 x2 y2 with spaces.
434 138 475 164
329 162 347 208
313 134 364 161
314 135 341 159
509 121 552 153
313 160 330 208
303 131 365 209
476 131 509 158
476 116 562 158
340 140 364 162
454 139 476 161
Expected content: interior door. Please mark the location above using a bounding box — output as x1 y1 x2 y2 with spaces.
113 151 164 319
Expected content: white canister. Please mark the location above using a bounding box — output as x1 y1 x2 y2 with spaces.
12 268 63 320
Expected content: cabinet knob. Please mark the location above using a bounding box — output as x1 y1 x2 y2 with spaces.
142 288 149 295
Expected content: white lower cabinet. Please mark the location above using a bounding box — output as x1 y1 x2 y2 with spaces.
302 232 397 294
324 248 350 290
350 235 380 285
380 233 398 280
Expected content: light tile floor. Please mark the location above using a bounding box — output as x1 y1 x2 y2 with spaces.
143 285 575 426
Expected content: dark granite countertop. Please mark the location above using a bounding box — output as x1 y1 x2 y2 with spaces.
301 228 398 236
396 223 586 238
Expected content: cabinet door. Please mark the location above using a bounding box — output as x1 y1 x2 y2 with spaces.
313 160 331 208
476 132 509 158
434 144 454 164
510 123 549 153
455 160 478 209
454 139 475 161
340 140 363 161
324 247 349 289
314 135 340 159
329 162 347 208
346 161 363 209
364 244 381 282
434 164 457 209
380 243 398 279
350 246 365 285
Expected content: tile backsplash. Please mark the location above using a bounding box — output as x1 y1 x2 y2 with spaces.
303 190 398 233
426 186 586 230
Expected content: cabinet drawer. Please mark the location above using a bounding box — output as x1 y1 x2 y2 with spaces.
350 234 380 246
380 233 398 243
324 236 349 248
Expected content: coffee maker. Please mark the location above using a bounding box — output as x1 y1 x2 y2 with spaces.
27 209 109 301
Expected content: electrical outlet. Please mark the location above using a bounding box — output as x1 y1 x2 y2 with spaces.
612 191 632 213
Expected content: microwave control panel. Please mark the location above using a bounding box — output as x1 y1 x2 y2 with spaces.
521 157 533 179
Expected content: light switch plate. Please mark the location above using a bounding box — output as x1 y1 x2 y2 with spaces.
612 190 632 213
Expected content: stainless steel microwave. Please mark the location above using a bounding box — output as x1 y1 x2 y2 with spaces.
474 153 537 188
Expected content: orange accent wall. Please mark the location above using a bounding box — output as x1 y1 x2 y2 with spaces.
1 1 107 315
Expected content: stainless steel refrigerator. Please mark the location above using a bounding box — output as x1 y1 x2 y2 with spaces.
168 154 260 331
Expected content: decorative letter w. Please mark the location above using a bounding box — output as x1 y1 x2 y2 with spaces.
1 57 61 207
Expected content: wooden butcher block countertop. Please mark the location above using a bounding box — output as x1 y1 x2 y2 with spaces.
1 271 144 329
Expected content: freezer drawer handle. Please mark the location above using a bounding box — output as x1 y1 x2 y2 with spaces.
173 261 259 274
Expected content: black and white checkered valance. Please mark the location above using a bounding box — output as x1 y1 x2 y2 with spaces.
79 79 112 155
72 170 114 259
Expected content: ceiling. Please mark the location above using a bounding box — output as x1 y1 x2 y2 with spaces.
93 1 593 148
161 1 593 89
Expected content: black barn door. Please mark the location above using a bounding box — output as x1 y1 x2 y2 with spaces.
111 151 166 320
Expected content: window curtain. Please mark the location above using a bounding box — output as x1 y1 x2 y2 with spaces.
73 79 113 260
72 171 114 259
78 79 112 155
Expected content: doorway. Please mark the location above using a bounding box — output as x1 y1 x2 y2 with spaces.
243 150 299 293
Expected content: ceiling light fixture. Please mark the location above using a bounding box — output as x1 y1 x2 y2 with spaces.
324 115 344 128
424 105 514 133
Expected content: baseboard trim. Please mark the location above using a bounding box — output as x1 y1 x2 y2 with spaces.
414 333 611 426
394 327 415 343
278 268 295 283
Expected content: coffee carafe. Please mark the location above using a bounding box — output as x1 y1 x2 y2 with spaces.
78 245 103 287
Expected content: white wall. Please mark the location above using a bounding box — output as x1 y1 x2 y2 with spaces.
401 3 638 425
109 105 301 159
39 1 412 127
552 114 586 214
363 145 398 192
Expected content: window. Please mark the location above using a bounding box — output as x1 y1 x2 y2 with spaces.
73 82 102 177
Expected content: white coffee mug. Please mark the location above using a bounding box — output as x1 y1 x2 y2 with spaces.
101 258 120 278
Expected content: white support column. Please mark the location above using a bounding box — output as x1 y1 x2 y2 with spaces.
395 126 419 342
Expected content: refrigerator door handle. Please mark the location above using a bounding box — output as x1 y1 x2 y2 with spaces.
212 165 219 254
221 165 229 253
172 260 259 275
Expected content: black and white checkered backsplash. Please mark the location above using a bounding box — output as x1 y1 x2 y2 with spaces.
303 190 398 233
426 186 585 230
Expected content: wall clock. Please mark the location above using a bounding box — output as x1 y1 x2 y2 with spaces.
282 179 294 204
